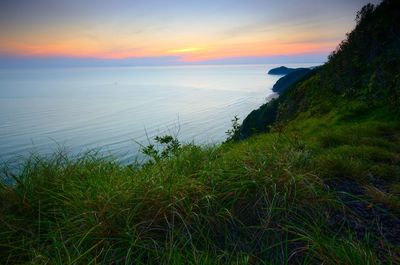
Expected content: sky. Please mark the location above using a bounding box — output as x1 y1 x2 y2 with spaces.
0 0 381 66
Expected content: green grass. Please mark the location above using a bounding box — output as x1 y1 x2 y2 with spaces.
1 99 399 264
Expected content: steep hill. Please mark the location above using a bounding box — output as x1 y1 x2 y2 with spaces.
239 0 400 139
271 68 313 94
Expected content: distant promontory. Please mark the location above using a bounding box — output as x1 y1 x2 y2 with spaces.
267 66 308 75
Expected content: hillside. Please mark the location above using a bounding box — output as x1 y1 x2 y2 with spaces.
240 0 400 139
271 68 314 94
1 1 400 264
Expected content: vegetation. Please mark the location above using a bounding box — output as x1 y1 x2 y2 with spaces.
1 0 399 264
239 0 400 139
272 68 314 94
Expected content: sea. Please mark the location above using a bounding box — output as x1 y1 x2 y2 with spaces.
0 63 319 164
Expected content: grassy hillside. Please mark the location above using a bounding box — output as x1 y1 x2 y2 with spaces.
1 1 400 264
239 0 400 140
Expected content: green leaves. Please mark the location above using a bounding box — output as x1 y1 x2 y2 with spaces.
225 115 241 142
141 135 182 163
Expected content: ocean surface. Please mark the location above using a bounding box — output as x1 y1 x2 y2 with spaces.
0 63 318 164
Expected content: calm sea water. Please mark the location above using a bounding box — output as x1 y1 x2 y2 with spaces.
0 64 317 163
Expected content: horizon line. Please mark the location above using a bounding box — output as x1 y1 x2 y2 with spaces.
0 53 328 68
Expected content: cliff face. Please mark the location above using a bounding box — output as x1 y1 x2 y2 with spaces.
239 0 400 140
239 68 317 139
272 68 313 94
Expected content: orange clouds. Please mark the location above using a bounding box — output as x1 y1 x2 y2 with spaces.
1 39 336 62
0 12 340 62
179 41 337 62
0 21 338 62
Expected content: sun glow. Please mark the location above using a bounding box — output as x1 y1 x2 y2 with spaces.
167 47 206 54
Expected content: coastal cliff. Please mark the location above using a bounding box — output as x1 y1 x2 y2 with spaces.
239 0 400 139
271 68 314 93
267 66 308 75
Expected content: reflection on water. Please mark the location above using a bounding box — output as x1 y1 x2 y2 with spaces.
0 64 317 163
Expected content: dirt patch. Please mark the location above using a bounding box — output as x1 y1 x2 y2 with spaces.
326 178 400 247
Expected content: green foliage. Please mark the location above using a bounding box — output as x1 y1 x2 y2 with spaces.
324 0 400 106
141 134 181 163
239 0 400 140
225 115 241 142
239 98 280 139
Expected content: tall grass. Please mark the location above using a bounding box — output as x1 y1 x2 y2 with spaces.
1 102 399 264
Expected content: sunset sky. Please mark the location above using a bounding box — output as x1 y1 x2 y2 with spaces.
0 0 380 65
